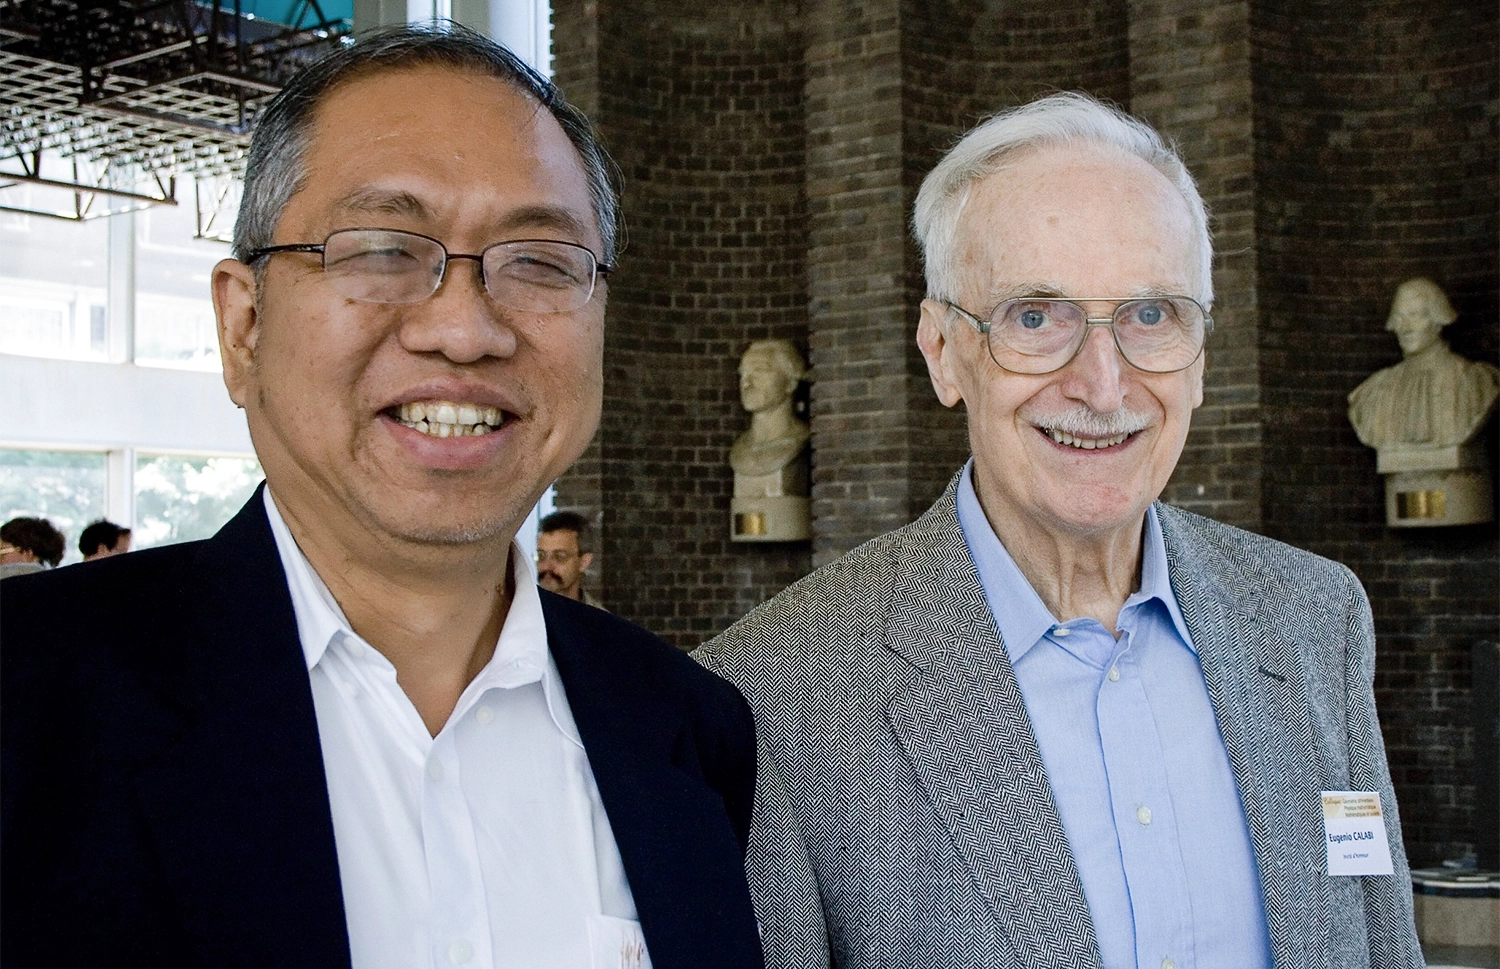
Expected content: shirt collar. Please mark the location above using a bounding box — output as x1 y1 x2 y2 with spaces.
262 486 561 685
1135 504 1196 652
955 460 1197 662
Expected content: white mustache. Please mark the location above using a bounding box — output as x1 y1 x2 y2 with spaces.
1024 404 1150 437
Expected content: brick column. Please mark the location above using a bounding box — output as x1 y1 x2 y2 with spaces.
1128 0 1263 531
801 0 932 565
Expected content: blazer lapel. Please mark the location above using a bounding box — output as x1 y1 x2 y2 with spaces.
544 597 762 969
131 489 351 969
1158 506 1332 969
881 490 1102 969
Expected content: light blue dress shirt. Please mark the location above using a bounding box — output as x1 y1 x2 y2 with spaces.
956 465 1272 969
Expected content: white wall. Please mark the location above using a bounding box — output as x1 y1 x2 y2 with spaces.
0 353 251 455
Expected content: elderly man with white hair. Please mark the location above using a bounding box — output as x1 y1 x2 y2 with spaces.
697 92 1421 969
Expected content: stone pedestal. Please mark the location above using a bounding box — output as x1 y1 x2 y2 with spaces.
732 460 811 543
1378 443 1494 528
1411 869 1500 963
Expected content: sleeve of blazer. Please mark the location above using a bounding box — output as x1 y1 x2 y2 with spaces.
696 640 831 969
708 679 760 854
1339 567 1423 968
746 732 831 969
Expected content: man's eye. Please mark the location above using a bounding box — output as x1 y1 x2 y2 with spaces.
1128 302 1170 326
1014 307 1053 329
496 254 584 287
331 248 424 274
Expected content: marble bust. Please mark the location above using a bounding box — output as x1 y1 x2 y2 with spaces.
730 340 811 541
1347 278 1497 526
1348 278 1499 450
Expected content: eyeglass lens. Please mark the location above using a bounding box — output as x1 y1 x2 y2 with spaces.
321 229 601 314
988 297 1206 374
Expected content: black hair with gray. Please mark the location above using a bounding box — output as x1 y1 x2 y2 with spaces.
539 510 593 553
231 22 621 266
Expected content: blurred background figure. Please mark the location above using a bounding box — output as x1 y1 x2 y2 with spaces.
536 510 598 606
0 516 65 579
78 519 133 562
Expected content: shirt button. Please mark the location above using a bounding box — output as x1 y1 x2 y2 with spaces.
1052 626 1070 638
448 938 473 964
475 705 495 725
427 760 444 782
1162 959 1176 969
1137 806 1153 825
1107 666 1120 682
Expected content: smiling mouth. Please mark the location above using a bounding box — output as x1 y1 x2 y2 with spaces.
1043 427 1135 450
392 400 509 438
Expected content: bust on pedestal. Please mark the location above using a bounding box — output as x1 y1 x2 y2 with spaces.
730 340 810 542
1347 278 1498 527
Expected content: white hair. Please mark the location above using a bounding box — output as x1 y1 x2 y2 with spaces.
912 92 1213 307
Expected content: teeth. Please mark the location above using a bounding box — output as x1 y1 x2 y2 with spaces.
396 398 506 438
1047 428 1131 450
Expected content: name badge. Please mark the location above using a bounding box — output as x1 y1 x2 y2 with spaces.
1322 790 1394 876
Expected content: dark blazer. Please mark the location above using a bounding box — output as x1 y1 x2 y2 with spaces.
2 490 763 969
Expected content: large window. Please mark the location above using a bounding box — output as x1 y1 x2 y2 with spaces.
134 178 228 370
0 197 110 362
0 449 107 565
133 453 263 548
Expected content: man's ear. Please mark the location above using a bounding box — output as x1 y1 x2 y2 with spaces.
212 257 260 409
917 299 967 409
578 551 594 572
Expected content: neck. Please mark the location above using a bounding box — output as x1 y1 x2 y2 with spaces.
748 403 802 442
975 483 1144 636
1402 339 1451 365
272 486 516 736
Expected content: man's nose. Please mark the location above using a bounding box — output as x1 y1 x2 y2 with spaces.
397 258 519 363
1059 323 1126 412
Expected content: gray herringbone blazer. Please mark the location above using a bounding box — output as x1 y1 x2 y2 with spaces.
696 476 1422 969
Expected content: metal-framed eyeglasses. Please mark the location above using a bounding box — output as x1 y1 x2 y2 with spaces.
244 227 613 315
942 295 1213 375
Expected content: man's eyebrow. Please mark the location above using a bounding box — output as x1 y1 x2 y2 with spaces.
985 283 1183 303
328 193 593 244
331 188 429 219
493 204 594 241
986 282 1069 303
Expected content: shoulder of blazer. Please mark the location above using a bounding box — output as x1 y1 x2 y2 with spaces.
540 590 757 837
699 473 969 676
1154 501 1364 611
542 589 752 729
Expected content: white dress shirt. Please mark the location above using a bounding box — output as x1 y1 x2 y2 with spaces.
264 490 648 969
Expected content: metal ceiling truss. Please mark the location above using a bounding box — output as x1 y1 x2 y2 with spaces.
0 0 350 236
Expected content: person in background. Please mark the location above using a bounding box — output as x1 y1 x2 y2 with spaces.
0 516 65 579
79 519 133 561
536 510 599 606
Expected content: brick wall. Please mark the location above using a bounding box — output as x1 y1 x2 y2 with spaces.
1128 0 1263 530
1252 0 1499 866
553 0 811 642
551 0 1499 860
